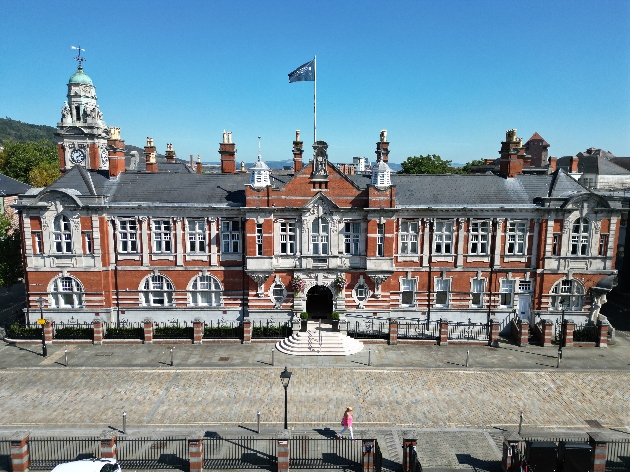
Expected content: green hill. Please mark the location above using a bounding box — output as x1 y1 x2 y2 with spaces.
0 118 57 145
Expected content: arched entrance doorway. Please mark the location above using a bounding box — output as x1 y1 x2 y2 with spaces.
306 285 333 320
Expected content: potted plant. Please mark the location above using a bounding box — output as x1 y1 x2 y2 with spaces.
332 274 348 294
291 275 306 295
300 312 309 332
331 312 340 331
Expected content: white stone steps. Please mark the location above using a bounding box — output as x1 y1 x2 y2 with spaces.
275 328 364 356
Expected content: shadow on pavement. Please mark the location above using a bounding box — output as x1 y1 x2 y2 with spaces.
456 453 502 471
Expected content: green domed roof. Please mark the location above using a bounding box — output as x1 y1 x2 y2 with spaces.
69 66 93 85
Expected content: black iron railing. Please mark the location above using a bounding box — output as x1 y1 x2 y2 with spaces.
251 321 292 339
0 439 10 472
398 321 439 340
104 322 145 339
28 437 100 470
572 322 598 342
203 436 277 469
203 320 242 339
117 436 188 470
347 320 388 340
447 319 488 341
54 321 93 340
153 322 194 340
4 322 42 339
290 436 362 470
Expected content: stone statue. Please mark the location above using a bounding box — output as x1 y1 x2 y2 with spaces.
380 129 387 142
61 101 71 119
312 141 329 176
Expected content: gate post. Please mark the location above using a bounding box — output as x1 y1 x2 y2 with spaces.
143 318 154 344
541 319 553 347
501 432 520 472
10 431 30 472
517 319 529 347
596 320 609 348
388 319 398 345
242 320 252 344
488 319 500 347
93 319 104 345
402 437 417 472
588 431 608 472
362 438 375 471
277 431 290 472
438 319 449 346
193 318 204 345
100 431 117 460
562 319 574 347
188 431 205 472
43 321 54 344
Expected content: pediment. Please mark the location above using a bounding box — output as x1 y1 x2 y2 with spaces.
561 193 610 211
302 192 340 216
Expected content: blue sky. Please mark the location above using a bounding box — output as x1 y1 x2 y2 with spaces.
1 0 629 165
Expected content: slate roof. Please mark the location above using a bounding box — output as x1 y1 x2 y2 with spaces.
0 173 32 196
525 132 549 146
557 156 630 175
610 157 630 172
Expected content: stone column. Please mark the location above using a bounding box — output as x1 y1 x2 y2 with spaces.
388 319 398 345
93 319 104 345
488 319 500 347
143 318 154 344
597 320 609 348
562 319 574 347
188 432 204 472
242 320 252 344
438 319 449 346
540 319 553 347
100 431 117 460
277 432 290 472
193 318 203 345
362 438 375 472
401 438 417 472
588 431 608 472
10 431 30 472
501 432 521 472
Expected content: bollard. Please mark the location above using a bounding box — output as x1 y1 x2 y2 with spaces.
122 411 127 434
257 411 261 434
518 412 523 435
170 347 174 366
272 348 275 366
65 349 68 367
557 353 560 368
466 350 469 368
368 349 371 366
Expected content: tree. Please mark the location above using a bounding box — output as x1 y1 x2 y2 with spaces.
399 154 454 174
0 140 59 185
0 213 22 291
29 160 61 187
456 159 486 174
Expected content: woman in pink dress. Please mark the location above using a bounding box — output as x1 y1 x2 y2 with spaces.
337 406 354 439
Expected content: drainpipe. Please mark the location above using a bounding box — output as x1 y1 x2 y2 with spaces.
242 217 246 320
427 219 433 324
487 218 497 325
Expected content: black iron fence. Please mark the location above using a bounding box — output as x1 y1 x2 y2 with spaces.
290 436 362 470
153 321 194 340
4 322 42 339
408 444 423 472
347 320 388 340
373 440 382 472
0 439 10 472
398 321 439 340
28 436 100 470
203 436 277 470
573 322 598 343
204 320 242 339
448 320 488 341
251 321 292 339
104 322 145 339
117 436 188 470
54 321 94 340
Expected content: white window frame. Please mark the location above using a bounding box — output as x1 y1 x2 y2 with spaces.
50 275 83 308
400 278 416 307
506 221 527 255
471 278 485 307
570 218 590 256
279 221 296 255
344 221 361 255
152 219 172 254
433 220 453 255
189 274 222 307
468 220 489 255
53 215 72 254
83 231 92 254
256 223 263 256
187 219 206 254
435 278 450 307
221 219 241 254
377 223 384 257
399 220 419 255
33 231 43 254
499 279 515 307
550 279 584 311
141 274 174 307
118 218 138 253
311 217 329 255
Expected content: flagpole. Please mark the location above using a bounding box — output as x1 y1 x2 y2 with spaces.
313 55 316 145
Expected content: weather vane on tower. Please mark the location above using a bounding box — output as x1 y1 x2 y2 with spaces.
71 45 86 66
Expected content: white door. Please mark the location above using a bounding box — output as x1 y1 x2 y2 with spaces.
518 294 531 322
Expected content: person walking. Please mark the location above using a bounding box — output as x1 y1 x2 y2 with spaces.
337 407 354 439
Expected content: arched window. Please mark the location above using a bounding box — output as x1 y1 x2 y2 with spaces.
189 275 222 306
50 276 83 308
571 218 590 256
53 215 72 253
141 274 174 306
311 217 329 255
550 279 584 311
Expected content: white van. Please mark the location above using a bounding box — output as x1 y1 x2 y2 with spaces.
50 458 121 472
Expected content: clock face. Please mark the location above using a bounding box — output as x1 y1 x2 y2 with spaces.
70 149 85 165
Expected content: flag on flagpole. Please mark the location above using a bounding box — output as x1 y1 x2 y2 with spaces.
288 60 315 82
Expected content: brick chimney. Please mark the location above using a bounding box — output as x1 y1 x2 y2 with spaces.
144 137 158 173
164 143 175 163
190 154 193 167
219 131 236 174
107 127 126 178
549 156 557 173
293 130 304 173
570 155 579 173
375 129 390 163
196 155 203 174
499 129 524 178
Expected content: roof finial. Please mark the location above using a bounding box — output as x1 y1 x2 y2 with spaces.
71 45 86 67
258 136 262 162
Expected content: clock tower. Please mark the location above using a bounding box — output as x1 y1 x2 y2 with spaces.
56 61 110 172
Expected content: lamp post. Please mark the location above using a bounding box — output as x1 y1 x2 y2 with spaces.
36 296 47 357
559 300 567 362
279 366 292 430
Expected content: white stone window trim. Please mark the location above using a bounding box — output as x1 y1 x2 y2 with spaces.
468 219 490 255
398 275 418 308
498 277 515 308
151 218 173 254
433 219 454 255
220 218 242 254
52 214 73 254
570 217 590 256
187 272 223 307
186 218 208 254
48 274 84 308
548 278 585 311
469 277 486 308
277 220 297 256
117 217 140 254
310 216 330 256
434 275 452 308
343 220 362 256
139 272 175 307
505 219 528 256
352 275 371 309
268 275 287 308
398 219 419 255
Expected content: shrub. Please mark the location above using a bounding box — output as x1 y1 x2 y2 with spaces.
331 312 340 320
300 312 309 320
